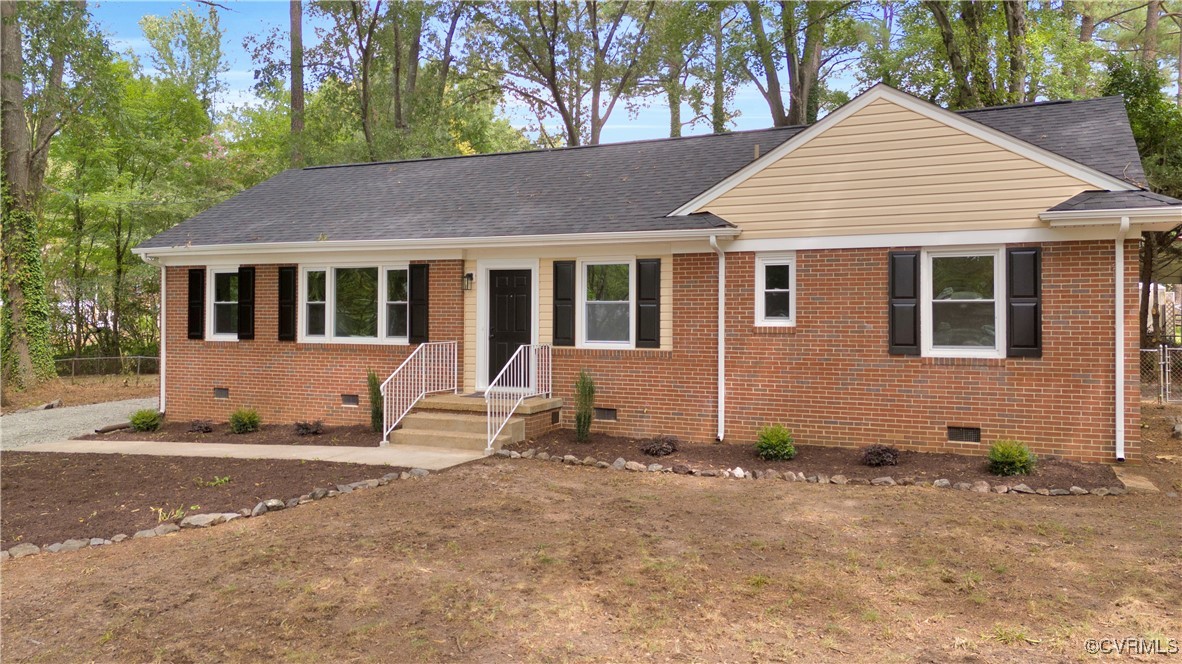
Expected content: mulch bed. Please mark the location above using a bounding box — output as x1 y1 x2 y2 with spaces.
0 452 404 549
511 429 1119 490
77 422 382 447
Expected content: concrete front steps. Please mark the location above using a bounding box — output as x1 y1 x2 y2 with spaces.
386 394 563 453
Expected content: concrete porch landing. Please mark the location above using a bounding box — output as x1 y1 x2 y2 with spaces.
16 440 482 471
416 394 563 414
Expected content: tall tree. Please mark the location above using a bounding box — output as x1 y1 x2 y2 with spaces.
140 6 228 120
291 0 305 167
1 1 110 390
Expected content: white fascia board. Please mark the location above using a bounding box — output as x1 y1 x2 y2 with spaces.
724 224 1139 253
1039 206 1182 227
670 84 1135 217
133 227 741 265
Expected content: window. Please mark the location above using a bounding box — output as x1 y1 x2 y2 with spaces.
210 269 239 338
305 270 326 336
755 253 796 326
582 261 632 346
301 265 410 344
922 248 1004 358
386 268 408 338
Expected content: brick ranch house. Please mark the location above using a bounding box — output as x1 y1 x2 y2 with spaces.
135 85 1182 463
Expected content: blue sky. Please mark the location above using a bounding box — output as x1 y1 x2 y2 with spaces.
90 0 854 144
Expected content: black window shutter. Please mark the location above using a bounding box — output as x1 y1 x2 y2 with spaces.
237 266 256 340
636 258 660 349
277 266 297 341
552 260 575 346
187 268 205 340
888 251 920 356
408 263 429 344
1006 247 1041 358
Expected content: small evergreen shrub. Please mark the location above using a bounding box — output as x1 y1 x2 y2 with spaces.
188 419 214 433
366 369 383 433
755 425 796 461
988 440 1036 476
129 409 162 432
229 407 261 434
574 370 595 442
641 435 679 457
294 420 324 436
861 443 899 467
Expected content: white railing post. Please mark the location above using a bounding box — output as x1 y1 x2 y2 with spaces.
379 341 458 444
484 344 552 453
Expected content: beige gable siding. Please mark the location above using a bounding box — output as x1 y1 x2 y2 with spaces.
704 97 1093 238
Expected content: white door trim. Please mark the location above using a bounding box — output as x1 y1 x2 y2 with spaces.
475 258 540 391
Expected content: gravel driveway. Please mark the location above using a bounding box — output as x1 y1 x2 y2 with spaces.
0 397 157 450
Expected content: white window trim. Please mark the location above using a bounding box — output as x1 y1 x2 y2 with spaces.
754 252 797 327
577 257 635 350
298 263 411 345
207 266 240 342
920 246 1006 359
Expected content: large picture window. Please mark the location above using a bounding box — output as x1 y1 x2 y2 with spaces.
301 265 411 344
582 261 632 346
922 248 1004 358
210 269 239 338
755 253 796 326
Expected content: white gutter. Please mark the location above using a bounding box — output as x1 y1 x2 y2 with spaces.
132 227 743 260
709 235 726 441
158 264 166 414
1114 216 1130 462
1039 206 1182 227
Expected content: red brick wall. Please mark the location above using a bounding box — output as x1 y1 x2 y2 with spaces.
550 241 1140 463
164 241 1139 462
163 260 464 425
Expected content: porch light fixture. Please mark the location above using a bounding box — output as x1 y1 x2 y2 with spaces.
462 272 474 291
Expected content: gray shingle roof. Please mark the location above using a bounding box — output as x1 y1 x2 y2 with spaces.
139 94 1148 250
960 96 1146 185
1049 189 1182 211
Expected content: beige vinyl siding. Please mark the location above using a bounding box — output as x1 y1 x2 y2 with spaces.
462 258 477 392
705 97 1093 238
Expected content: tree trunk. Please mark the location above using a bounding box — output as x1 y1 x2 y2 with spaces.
1140 234 1157 347
924 1 977 109
711 9 726 133
290 0 304 167
1 0 55 389
436 4 462 105
961 0 998 106
1003 0 1027 104
1075 6 1095 97
111 209 125 360
785 1 825 126
71 197 85 360
666 75 682 137
744 1 788 126
1143 0 1161 66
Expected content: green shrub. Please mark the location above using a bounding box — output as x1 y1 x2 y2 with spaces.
229 407 261 434
366 369 383 433
988 440 1036 476
130 409 162 432
574 370 595 442
755 425 796 460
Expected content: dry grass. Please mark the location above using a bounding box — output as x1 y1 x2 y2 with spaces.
2 457 1179 663
0 374 157 413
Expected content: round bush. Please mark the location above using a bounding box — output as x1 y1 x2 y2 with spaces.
129 409 162 432
755 424 796 461
229 407 261 434
988 440 1036 476
641 435 679 457
860 443 899 467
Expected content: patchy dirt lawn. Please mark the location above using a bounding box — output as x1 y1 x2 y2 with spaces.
0 375 158 413
1139 401 1182 494
2 457 1179 663
0 453 402 548
78 422 382 447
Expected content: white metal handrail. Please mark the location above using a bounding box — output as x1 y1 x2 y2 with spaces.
380 341 458 444
484 344 551 452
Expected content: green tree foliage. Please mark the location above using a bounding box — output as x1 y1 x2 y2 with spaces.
139 6 228 119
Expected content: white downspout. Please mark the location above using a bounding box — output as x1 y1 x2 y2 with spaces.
158 264 166 414
709 235 726 441
1115 217 1130 462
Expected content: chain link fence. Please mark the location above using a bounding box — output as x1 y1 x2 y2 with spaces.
54 356 159 380
1141 346 1182 402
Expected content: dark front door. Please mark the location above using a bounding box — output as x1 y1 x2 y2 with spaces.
488 269 532 385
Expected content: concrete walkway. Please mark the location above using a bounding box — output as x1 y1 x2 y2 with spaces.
15 439 484 471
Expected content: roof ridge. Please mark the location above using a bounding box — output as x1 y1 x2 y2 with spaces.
958 96 1120 114
302 125 804 171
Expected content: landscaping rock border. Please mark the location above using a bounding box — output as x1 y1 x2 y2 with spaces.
0 467 434 562
496 448 1129 498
